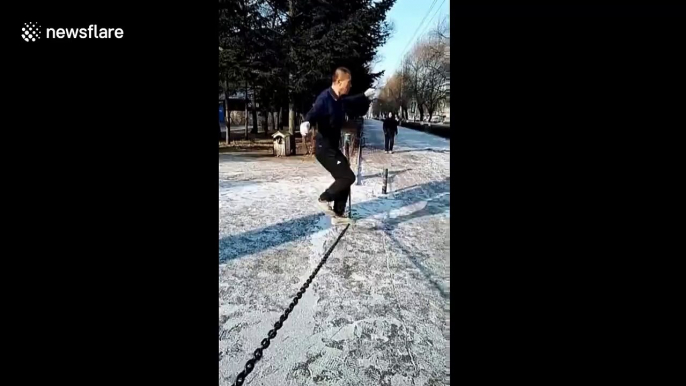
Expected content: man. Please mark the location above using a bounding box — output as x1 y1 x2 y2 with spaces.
382 111 399 154
300 67 375 226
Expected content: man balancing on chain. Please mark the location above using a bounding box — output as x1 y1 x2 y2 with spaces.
300 67 375 226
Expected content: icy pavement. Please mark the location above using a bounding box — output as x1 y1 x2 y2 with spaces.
219 119 450 386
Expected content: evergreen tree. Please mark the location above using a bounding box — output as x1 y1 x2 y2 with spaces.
219 0 396 135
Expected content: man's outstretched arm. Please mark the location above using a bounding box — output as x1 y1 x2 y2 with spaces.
342 88 375 116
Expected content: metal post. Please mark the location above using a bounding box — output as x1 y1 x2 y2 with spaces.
344 133 352 217
344 133 351 158
382 168 388 194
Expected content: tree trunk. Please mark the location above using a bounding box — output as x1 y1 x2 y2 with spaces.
271 111 276 132
261 108 269 137
251 109 258 134
250 86 258 134
288 0 296 136
278 106 283 132
244 81 249 140
224 99 230 144
288 102 295 135
224 81 230 144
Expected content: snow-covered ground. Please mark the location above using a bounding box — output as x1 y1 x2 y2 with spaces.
219 119 450 386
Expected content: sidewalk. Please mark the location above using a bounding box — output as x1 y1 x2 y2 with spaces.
219 120 450 386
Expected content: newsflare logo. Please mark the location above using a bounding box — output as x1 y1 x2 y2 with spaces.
22 22 41 42
22 23 124 42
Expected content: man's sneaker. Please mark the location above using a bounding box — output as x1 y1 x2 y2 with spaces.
389 151 393 154
317 199 337 217
331 216 355 226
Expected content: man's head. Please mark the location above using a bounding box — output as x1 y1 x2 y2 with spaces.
388 112 394 119
331 67 352 96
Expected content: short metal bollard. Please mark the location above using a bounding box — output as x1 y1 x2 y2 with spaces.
381 168 388 194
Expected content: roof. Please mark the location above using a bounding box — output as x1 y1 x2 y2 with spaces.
272 130 291 138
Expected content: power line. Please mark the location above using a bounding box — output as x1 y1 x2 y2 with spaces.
394 0 447 79
392 0 438 73
402 0 438 52
417 0 447 41
397 0 437 59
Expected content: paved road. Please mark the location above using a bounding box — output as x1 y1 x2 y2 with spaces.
364 118 450 153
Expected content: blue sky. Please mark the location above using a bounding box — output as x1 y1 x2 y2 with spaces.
373 0 450 84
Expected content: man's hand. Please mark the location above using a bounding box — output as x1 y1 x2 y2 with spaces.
364 88 376 99
300 121 310 136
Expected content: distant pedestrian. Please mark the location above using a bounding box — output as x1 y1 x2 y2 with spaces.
299 67 375 225
383 112 399 154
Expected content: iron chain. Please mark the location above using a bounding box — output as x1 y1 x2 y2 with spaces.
229 224 350 386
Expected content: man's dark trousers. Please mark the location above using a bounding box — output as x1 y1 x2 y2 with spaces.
315 139 355 216
384 134 395 151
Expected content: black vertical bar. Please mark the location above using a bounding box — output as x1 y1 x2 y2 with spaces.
382 168 388 194
344 135 352 217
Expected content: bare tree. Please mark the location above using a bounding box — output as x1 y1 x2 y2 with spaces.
429 16 450 119
378 75 400 115
404 42 429 121
420 35 449 121
431 15 450 43
399 21 450 123
397 61 412 120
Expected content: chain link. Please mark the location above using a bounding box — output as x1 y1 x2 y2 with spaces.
229 223 351 386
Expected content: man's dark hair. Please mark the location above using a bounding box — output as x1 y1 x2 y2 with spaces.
332 67 351 82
